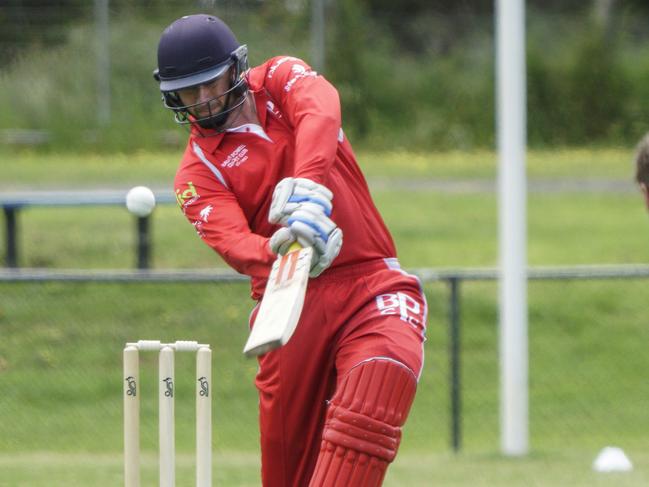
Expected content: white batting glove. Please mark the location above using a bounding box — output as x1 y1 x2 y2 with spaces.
268 227 297 255
268 225 343 278
308 227 343 277
286 202 338 253
268 177 333 225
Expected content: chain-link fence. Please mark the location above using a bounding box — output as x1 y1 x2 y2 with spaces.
0 276 440 455
440 273 649 454
1 271 647 459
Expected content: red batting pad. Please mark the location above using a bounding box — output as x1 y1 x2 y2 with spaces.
308 358 417 487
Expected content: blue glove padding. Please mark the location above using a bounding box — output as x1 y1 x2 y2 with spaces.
286 202 337 255
268 177 333 225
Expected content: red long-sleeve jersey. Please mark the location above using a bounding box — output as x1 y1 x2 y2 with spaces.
174 56 397 299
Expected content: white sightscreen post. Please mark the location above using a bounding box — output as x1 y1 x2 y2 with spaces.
496 0 529 456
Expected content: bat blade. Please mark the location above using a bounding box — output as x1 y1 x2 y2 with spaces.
243 245 313 357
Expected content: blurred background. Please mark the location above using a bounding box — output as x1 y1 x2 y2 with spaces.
4 0 649 151
1 1 649 486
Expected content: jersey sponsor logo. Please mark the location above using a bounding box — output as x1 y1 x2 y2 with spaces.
266 101 283 119
375 292 423 329
284 64 318 92
267 56 297 79
192 219 206 238
175 182 200 210
221 144 248 168
199 204 213 223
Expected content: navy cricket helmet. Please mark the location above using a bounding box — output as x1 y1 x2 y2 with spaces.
154 14 249 131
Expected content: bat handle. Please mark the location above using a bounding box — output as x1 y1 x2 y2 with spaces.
288 242 302 252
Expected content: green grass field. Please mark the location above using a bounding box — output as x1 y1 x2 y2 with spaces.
0 147 637 187
1 148 648 486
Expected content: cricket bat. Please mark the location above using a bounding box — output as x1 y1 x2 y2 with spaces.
243 243 313 357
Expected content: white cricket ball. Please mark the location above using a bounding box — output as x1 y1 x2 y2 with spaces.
125 186 156 217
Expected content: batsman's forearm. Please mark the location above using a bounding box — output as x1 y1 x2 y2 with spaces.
217 234 276 278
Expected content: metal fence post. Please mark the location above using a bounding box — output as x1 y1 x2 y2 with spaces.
136 216 150 270
448 277 461 451
4 206 18 268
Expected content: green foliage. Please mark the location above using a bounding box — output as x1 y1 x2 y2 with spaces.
0 0 88 64
3 9 649 152
527 24 633 146
326 0 372 140
0 19 170 152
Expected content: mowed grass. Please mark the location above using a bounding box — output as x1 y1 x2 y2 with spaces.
1 279 648 485
2 147 646 269
7 191 649 269
1 451 648 487
0 146 638 187
1 148 649 485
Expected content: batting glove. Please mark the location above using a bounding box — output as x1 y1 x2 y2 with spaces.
269 225 343 278
308 227 343 277
268 227 297 256
287 202 339 253
268 177 333 225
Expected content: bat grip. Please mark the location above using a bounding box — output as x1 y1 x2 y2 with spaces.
288 242 302 252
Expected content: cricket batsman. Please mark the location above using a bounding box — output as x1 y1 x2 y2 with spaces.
155 14 427 486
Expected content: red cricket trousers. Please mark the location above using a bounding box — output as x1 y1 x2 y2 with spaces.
252 259 427 486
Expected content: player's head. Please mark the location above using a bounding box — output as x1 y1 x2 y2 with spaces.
154 14 249 131
634 133 649 210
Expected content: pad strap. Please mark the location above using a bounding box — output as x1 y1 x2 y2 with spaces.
323 405 401 462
